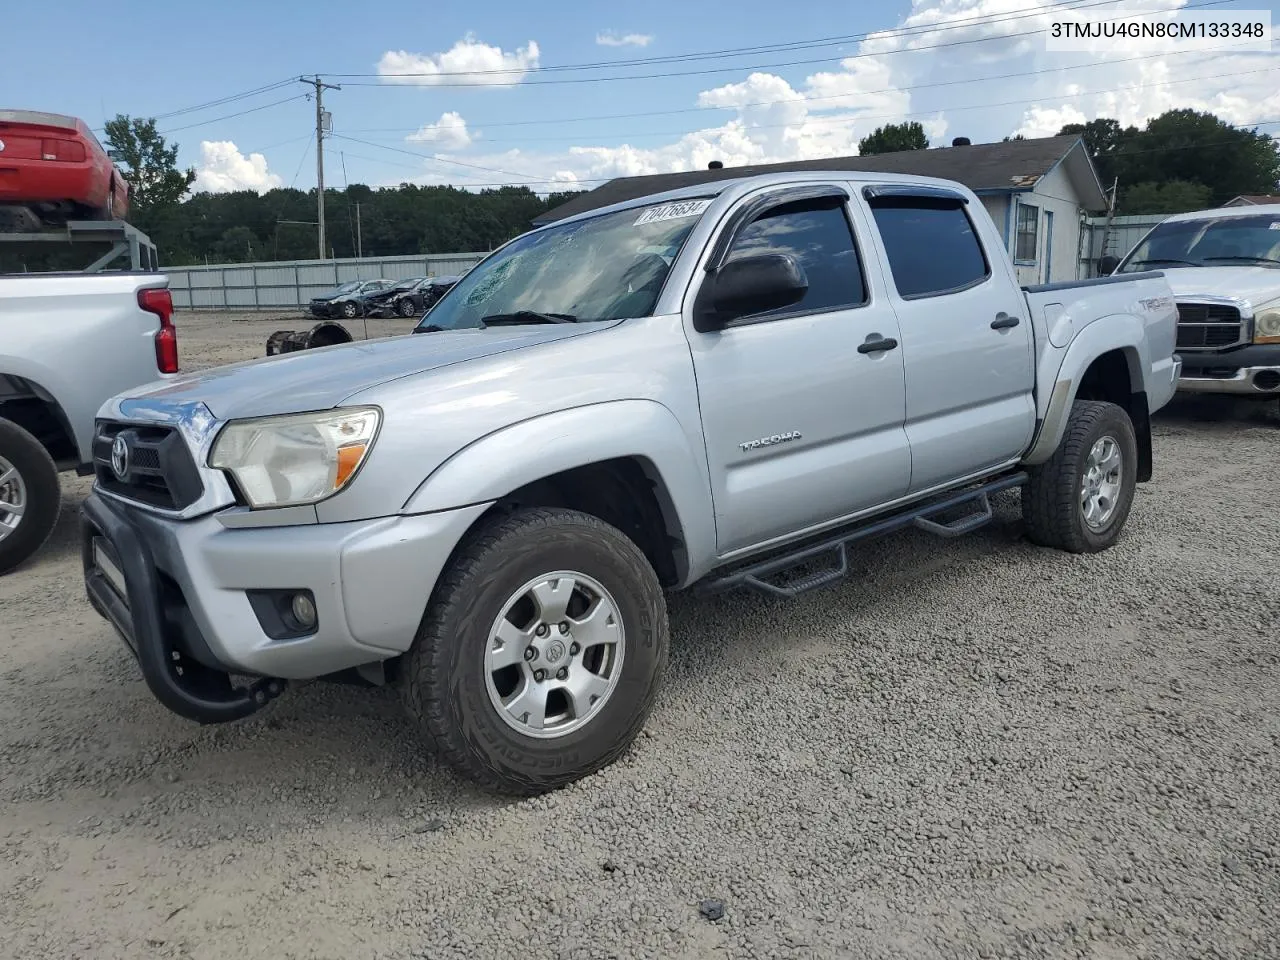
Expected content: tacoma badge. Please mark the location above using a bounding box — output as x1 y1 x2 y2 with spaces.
739 431 802 453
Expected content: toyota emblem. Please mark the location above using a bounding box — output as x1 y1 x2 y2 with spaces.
110 435 130 480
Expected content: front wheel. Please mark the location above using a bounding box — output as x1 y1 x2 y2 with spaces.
341 300 359 319
1022 399 1138 553
398 297 417 318
400 507 669 795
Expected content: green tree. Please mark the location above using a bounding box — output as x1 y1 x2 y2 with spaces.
103 115 196 213
858 121 929 155
1120 180 1213 214
1058 118 1139 187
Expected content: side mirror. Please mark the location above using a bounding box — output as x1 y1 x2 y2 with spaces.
694 253 808 331
1098 254 1120 276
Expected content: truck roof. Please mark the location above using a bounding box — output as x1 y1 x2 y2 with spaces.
547 169 979 229
1157 204 1280 224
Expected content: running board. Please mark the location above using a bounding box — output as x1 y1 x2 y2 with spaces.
694 472 1028 599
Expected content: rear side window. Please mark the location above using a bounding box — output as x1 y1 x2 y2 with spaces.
868 197 990 299
725 199 867 316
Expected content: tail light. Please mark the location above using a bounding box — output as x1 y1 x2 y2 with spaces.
40 138 85 162
138 288 180 374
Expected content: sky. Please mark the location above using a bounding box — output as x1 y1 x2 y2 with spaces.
4 0 1278 197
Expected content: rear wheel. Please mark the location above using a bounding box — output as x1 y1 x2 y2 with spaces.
1022 399 1138 553
0 419 61 575
400 507 669 795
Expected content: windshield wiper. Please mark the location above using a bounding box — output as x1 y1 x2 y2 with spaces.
1131 257 1201 267
480 310 579 326
1200 255 1280 267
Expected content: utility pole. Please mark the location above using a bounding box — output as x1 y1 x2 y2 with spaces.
301 75 340 259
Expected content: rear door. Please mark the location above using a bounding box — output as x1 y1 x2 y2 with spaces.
684 183 911 556
857 184 1036 493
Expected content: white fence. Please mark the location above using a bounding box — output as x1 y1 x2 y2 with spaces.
165 251 487 311
162 215 1168 310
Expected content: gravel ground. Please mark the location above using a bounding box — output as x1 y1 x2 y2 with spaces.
2 310 1278 960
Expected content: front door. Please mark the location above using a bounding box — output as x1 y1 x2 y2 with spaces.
858 186 1037 494
684 185 912 557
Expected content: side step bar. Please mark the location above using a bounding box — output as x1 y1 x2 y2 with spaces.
694 472 1028 599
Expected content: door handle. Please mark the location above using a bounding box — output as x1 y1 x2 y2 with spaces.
857 336 898 354
991 313 1020 330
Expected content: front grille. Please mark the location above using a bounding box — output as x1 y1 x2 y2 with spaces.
93 421 204 511
1175 302 1247 351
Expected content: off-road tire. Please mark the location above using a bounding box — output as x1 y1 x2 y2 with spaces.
1022 399 1137 553
0 419 61 575
400 507 669 795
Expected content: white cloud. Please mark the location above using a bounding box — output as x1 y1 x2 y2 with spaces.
377 33 540 87
193 141 282 193
407 111 473 150
373 0 1280 195
596 31 654 48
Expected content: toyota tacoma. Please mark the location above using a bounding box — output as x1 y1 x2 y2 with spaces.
81 171 1181 795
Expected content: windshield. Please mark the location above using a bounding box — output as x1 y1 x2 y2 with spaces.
1118 213 1280 271
334 281 362 293
416 198 712 331
390 277 424 291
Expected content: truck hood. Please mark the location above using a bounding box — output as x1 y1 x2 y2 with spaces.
1157 266 1280 308
119 323 612 421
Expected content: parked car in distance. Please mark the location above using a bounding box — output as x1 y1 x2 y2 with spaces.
82 171 1179 796
0 272 179 573
387 274 462 318
308 279 392 319
357 276 429 318
0 109 130 231
1103 205 1280 401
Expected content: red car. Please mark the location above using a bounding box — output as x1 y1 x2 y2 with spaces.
0 109 130 231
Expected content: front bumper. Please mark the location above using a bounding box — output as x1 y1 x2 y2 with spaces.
1177 344 1280 396
81 490 489 723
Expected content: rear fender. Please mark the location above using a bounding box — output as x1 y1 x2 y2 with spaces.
402 400 717 585
1024 313 1147 466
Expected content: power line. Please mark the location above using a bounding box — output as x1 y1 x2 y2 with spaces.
328 134 548 181
337 0 1243 86
342 46 1276 140
160 94 310 135
333 0 1209 79
150 78 298 121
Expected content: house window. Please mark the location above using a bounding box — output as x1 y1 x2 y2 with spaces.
1015 203 1039 262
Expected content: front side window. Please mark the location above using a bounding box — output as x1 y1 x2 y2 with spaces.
869 197 991 299
723 200 866 317
419 198 711 331
1118 213 1280 271
1015 203 1039 262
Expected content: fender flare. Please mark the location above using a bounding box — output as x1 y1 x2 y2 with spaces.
402 399 717 584
1023 313 1148 466
0 358 83 461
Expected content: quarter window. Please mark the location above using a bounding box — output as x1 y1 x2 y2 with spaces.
1015 203 1040 262
724 199 867 317
868 197 991 299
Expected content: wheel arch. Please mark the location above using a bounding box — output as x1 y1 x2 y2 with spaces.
1025 316 1153 481
0 372 80 467
402 400 717 587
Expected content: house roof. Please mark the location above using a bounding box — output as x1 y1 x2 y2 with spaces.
1222 194 1280 206
534 134 1106 225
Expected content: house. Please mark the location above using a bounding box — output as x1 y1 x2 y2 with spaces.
534 134 1108 285
1221 194 1280 206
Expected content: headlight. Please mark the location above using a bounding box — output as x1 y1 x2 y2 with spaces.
1255 307 1280 344
209 407 381 508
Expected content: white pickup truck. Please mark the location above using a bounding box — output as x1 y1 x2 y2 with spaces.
0 273 179 572
80 171 1181 795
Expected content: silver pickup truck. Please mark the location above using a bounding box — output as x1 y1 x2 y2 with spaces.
0 272 179 573
80 171 1180 795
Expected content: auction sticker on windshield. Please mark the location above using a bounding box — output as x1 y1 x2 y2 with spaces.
634 199 713 226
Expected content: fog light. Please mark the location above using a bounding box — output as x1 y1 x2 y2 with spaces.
291 592 318 629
